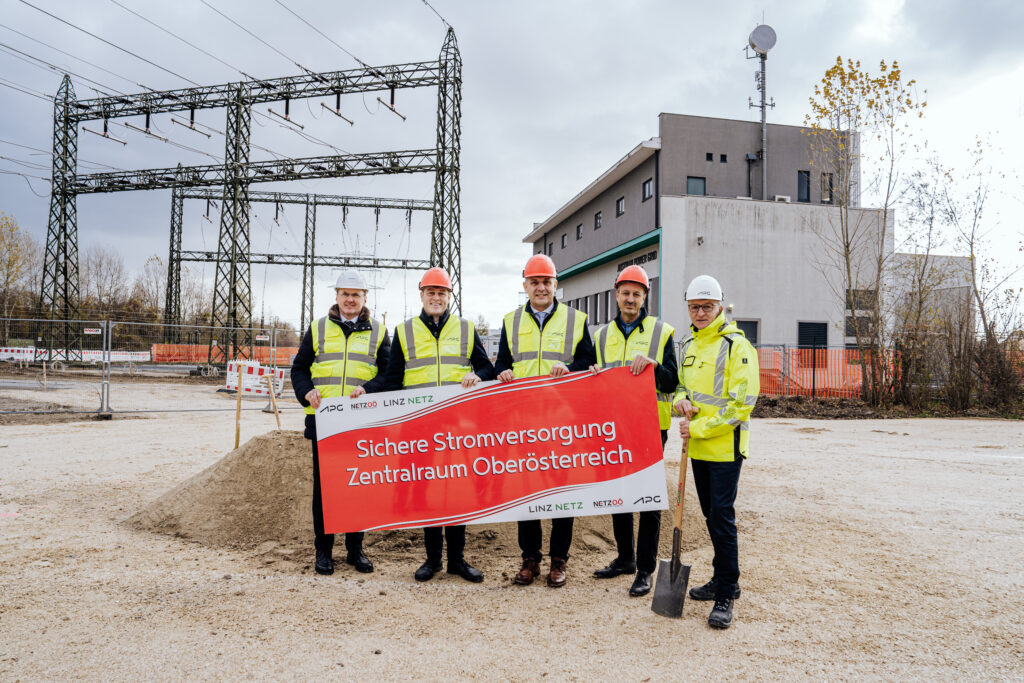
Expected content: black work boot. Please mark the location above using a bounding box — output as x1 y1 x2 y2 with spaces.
689 578 741 601
345 551 374 573
314 548 334 575
708 597 734 629
414 560 442 582
593 557 637 579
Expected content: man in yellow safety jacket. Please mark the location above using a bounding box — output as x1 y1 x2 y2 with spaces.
673 274 760 630
291 269 390 576
587 265 678 598
495 253 596 588
381 267 496 583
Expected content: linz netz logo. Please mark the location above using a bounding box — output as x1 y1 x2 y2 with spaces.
319 404 345 413
592 498 624 508
633 495 662 505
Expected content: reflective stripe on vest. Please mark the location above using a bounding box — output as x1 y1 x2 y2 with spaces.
595 315 675 429
397 314 473 389
503 303 586 378
306 315 383 414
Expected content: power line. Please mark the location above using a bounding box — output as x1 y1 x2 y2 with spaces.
420 0 452 29
0 21 152 91
107 0 252 80
271 0 372 70
0 138 125 170
0 41 125 96
0 75 52 101
18 0 200 86
200 0 311 74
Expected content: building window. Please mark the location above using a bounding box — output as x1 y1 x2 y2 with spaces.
720 154 727 163
546 243 553 256
576 224 583 240
821 173 834 204
560 234 567 249
797 321 828 368
648 277 659 316
615 197 625 216
846 288 875 310
797 170 810 202
594 211 602 229
705 152 713 162
735 320 759 344
686 176 706 196
642 178 653 201
845 315 872 338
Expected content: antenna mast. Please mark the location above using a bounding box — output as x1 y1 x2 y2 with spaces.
746 24 776 200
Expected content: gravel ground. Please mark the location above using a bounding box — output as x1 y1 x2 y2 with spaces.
1 381 1022 681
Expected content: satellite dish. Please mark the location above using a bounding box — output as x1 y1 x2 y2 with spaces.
748 24 777 55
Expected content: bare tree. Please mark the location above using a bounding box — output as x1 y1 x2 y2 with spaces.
804 58 926 405
132 255 166 319
81 245 128 316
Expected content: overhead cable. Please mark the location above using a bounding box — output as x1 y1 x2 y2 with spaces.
201 0 312 75
0 41 124 95
18 0 200 86
271 0 373 70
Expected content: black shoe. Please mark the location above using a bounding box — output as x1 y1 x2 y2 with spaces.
447 559 484 583
414 560 442 582
689 578 741 601
314 548 334 575
708 597 734 629
593 557 637 579
345 551 374 573
628 570 652 597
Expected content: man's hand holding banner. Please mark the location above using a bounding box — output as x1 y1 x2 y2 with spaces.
316 367 669 533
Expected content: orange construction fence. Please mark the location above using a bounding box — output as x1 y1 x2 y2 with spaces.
756 347 868 399
150 343 299 366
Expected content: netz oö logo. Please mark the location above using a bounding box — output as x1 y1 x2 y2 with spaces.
592 498 624 508
633 495 662 505
319 404 345 413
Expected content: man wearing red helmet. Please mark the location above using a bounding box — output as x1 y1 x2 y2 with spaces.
381 267 496 583
495 253 596 588
587 265 678 597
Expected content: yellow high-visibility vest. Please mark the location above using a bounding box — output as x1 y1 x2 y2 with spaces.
502 302 587 378
307 315 383 414
674 313 760 462
396 314 474 388
595 315 676 429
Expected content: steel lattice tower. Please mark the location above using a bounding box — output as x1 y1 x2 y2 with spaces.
163 185 184 343
431 28 463 312
37 75 82 360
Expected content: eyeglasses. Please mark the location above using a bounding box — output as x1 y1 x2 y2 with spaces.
688 303 718 314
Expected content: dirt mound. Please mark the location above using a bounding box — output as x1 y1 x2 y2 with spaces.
129 430 706 562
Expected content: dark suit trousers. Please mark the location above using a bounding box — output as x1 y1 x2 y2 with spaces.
609 430 668 572
423 525 466 564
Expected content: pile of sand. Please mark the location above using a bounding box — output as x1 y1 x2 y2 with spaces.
129 431 706 561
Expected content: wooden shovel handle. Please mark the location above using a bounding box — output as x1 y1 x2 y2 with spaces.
673 438 688 533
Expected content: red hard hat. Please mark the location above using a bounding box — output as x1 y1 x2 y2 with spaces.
419 267 453 290
523 254 557 279
616 265 650 291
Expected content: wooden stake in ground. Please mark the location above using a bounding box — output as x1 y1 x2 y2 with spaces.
265 375 281 430
234 364 243 449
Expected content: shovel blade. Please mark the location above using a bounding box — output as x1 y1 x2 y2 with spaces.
651 558 691 618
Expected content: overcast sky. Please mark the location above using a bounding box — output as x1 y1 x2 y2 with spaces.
1 0 1022 329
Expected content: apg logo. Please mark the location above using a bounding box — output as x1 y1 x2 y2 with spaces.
319 404 345 413
633 495 662 505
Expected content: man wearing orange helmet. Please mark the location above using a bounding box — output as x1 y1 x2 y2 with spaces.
495 253 596 588
587 265 678 597
381 267 496 583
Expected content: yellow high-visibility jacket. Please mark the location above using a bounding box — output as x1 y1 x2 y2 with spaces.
502 302 587 378
674 313 760 462
595 315 676 429
306 314 384 415
395 313 474 388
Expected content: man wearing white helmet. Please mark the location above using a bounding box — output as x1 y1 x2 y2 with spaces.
673 274 760 630
291 269 390 577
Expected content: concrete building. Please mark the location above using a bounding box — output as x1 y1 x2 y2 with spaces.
524 113 884 347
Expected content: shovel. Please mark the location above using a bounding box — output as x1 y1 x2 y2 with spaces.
651 439 691 618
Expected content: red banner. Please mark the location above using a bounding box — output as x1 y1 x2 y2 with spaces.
316 367 668 533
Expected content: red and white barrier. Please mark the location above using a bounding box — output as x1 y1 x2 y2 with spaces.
0 347 151 362
225 360 285 397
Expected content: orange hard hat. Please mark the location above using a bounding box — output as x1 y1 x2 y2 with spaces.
616 265 650 291
419 267 453 290
523 254 557 279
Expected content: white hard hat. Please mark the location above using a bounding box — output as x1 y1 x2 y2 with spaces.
329 269 368 291
685 275 723 301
